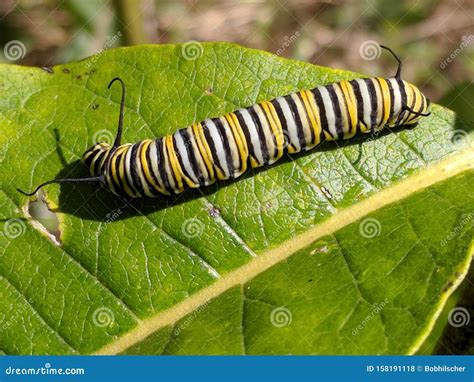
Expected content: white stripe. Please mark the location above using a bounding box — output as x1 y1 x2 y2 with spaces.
219 116 240 175
315 87 337 138
124 145 141 197
356 79 372 132
186 126 210 186
237 108 265 166
173 132 199 185
135 142 154 197
148 140 167 193
162 137 178 192
203 119 230 178
276 96 301 152
253 104 277 164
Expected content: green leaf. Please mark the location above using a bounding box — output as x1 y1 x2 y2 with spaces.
1 42 473 355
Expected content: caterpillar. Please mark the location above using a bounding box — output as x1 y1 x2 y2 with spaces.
18 45 430 198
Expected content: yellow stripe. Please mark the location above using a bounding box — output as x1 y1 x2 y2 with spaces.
140 139 166 194
301 90 322 146
191 123 215 181
165 135 185 191
338 81 358 138
224 113 248 173
116 145 135 197
261 101 284 158
375 77 391 127
407 85 422 123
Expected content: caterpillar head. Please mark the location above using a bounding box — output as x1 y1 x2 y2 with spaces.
82 142 111 176
392 81 431 127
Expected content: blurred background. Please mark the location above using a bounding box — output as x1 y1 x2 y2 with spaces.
0 0 473 119
1 0 473 355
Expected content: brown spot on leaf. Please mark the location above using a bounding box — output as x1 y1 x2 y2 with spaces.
42 67 54 74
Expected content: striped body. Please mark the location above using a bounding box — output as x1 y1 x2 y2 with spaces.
83 77 429 198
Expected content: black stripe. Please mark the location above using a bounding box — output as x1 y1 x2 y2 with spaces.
179 129 205 185
224 115 244 172
202 120 229 177
257 103 279 160
155 138 171 192
284 94 306 149
247 106 270 164
396 79 407 125
336 83 353 137
325 85 344 139
213 118 235 177
311 87 330 141
92 151 105 176
271 98 291 151
83 150 96 170
295 92 316 145
364 78 378 131
386 79 395 120
350 80 365 133
235 109 258 165
129 144 144 195
172 133 192 184
109 150 123 193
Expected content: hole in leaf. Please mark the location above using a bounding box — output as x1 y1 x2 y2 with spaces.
27 193 61 243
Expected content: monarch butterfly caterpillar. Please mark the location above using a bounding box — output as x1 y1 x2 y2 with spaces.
19 45 430 198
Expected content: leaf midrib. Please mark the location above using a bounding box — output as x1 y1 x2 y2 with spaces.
92 148 473 355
